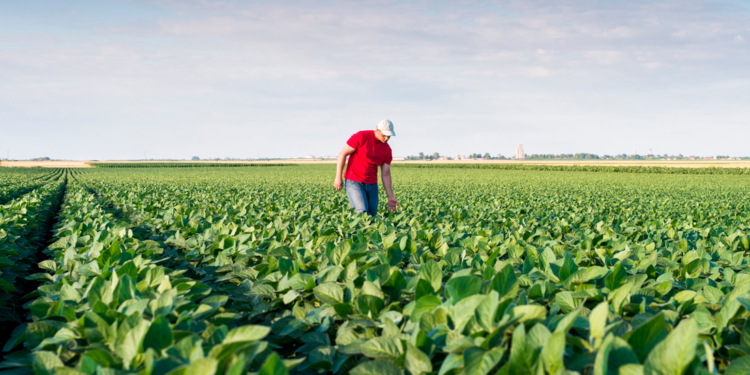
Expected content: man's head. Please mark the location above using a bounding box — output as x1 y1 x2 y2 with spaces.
375 119 396 143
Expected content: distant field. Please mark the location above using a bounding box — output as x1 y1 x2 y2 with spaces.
2 159 750 168
3 165 750 374
0 161 94 168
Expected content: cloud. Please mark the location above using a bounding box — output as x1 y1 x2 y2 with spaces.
527 66 550 77
584 50 623 65
1 0 750 158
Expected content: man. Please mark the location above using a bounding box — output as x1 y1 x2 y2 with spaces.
334 119 399 216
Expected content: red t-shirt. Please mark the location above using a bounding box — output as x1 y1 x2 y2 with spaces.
345 130 393 184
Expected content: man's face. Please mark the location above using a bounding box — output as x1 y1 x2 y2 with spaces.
375 129 390 143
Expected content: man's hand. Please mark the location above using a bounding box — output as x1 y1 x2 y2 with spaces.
335 145 356 192
387 197 400 212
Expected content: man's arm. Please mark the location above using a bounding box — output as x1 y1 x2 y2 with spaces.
381 163 399 212
334 145 356 191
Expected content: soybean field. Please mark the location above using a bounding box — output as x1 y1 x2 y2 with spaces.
3 165 750 375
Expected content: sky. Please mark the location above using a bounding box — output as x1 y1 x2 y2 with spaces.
1 0 749 160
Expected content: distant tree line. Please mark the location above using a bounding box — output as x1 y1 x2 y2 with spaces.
406 152 446 161
404 152 750 161
527 153 600 160
405 152 509 160
399 164 750 174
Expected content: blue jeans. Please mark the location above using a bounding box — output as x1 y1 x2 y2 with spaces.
346 180 379 216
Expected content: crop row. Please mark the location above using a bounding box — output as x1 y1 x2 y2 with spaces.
0 173 66 325
5 166 750 374
89 163 299 168
400 163 750 175
1 181 287 374
0 169 62 205
46 167 750 373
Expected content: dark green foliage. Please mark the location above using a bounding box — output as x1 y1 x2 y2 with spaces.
90 163 298 168
400 162 750 175
4 165 750 374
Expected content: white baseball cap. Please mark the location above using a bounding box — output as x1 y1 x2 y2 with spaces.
377 119 396 136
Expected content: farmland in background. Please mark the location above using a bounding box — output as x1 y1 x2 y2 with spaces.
2 165 750 374
4 159 750 169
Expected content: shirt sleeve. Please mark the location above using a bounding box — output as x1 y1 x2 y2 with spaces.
346 131 363 149
384 148 393 165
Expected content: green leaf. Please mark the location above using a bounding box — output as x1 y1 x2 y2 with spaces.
33 351 64 375
553 307 581 334
405 342 432 375
38 260 57 272
35 328 77 350
508 323 534 375
313 283 344 305
555 291 584 314
511 305 547 324
283 290 301 304
350 360 403 375
223 325 271 344
356 295 385 316
593 334 615 375
643 319 698 375
446 276 482 301
475 291 500 332
540 331 565 375
60 284 81 302
619 364 645 375
258 353 288 375
608 337 640 374
144 315 174 352
492 264 518 301
361 336 404 360
415 278 435 300
2 323 27 352
589 301 608 348
420 260 443 292
438 352 463 375
563 266 609 289
463 346 504 375
560 254 579 281
269 246 295 258
526 324 551 351
116 318 150 370
383 232 398 249
741 320 750 351
329 241 351 266
428 232 446 253
79 260 101 276
605 261 627 290
185 358 218 375
411 295 441 322
726 356 750 375
609 282 634 315
716 284 750 331
625 313 667 362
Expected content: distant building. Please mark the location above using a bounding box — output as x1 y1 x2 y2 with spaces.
648 148 652 156
305 155 315 159
392 156 405 161
516 144 524 160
